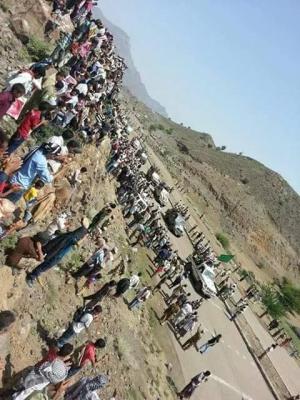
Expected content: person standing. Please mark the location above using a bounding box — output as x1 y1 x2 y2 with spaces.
128 286 151 310
279 337 292 348
114 277 131 297
166 284 188 305
230 303 248 321
258 343 278 359
83 280 117 310
57 305 102 348
88 203 116 232
176 313 198 338
182 325 205 350
174 302 193 326
177 371 211 399
197 334 222 354
268 319 279 331
271 328 284 338
67 338 107 377
129 272 142 289
160 302 181 325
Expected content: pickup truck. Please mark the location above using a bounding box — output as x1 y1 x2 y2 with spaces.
189 259 217 298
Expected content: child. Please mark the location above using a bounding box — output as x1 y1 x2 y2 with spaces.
0 84 25 120
7 102 52 154
23 180 45 223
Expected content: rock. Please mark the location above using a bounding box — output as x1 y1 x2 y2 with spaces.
10 18 30 43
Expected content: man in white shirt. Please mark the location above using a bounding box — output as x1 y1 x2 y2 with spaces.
46 212 69 237
57 305 102 348
129 272 142 289
174 302 193 325
75 82 88 96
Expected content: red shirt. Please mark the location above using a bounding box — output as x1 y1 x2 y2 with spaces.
80 342 96 366
37 347 57 366
17 109 41 139
0 91 14 119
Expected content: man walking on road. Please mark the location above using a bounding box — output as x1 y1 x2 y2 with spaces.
182 325 205 350
177 370 211 399
197 334 222 354
258 343 278 359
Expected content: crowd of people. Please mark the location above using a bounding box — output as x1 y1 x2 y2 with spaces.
0 1 295 400
0 1 144 399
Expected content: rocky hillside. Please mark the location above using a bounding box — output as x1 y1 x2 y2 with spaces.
127 93 300 280
94 8 168 117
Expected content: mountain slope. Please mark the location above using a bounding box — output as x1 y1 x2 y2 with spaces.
126 93 300 279
94 8 168 117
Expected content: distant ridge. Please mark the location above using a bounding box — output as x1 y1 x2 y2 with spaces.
94 8 168 117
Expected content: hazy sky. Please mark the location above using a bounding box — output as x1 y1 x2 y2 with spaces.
101 0 300 193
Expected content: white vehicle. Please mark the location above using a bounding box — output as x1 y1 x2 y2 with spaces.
164 208 185 237
189 261 217 298
154 186 169 206
151 172 161 186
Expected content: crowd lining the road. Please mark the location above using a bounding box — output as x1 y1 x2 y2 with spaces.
0 1 298 399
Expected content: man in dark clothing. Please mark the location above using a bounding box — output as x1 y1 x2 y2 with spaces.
88 203 116 232
268 319 279 331
83 280 117 310
115 278 130 297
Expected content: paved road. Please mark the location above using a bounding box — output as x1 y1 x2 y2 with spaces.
144 145 275 399
243 307 300 395
163 227 274 400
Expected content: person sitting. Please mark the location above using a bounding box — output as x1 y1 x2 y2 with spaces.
7 142 60 203
6 233 44 268
23 180 45 224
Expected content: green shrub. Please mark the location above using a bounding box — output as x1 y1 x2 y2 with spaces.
261 285 286 318
157 123 165 131
216 232 230 249
149 124 157 132
165 128 174 135
278 280 300 314
241 177 249 184
25 36 51 62
33 124 65 145
19 47 31 63
1 233 18 250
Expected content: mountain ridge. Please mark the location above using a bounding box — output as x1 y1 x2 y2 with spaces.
94 8 168 117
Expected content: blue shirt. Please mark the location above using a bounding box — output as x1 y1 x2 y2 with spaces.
10 149 53 189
